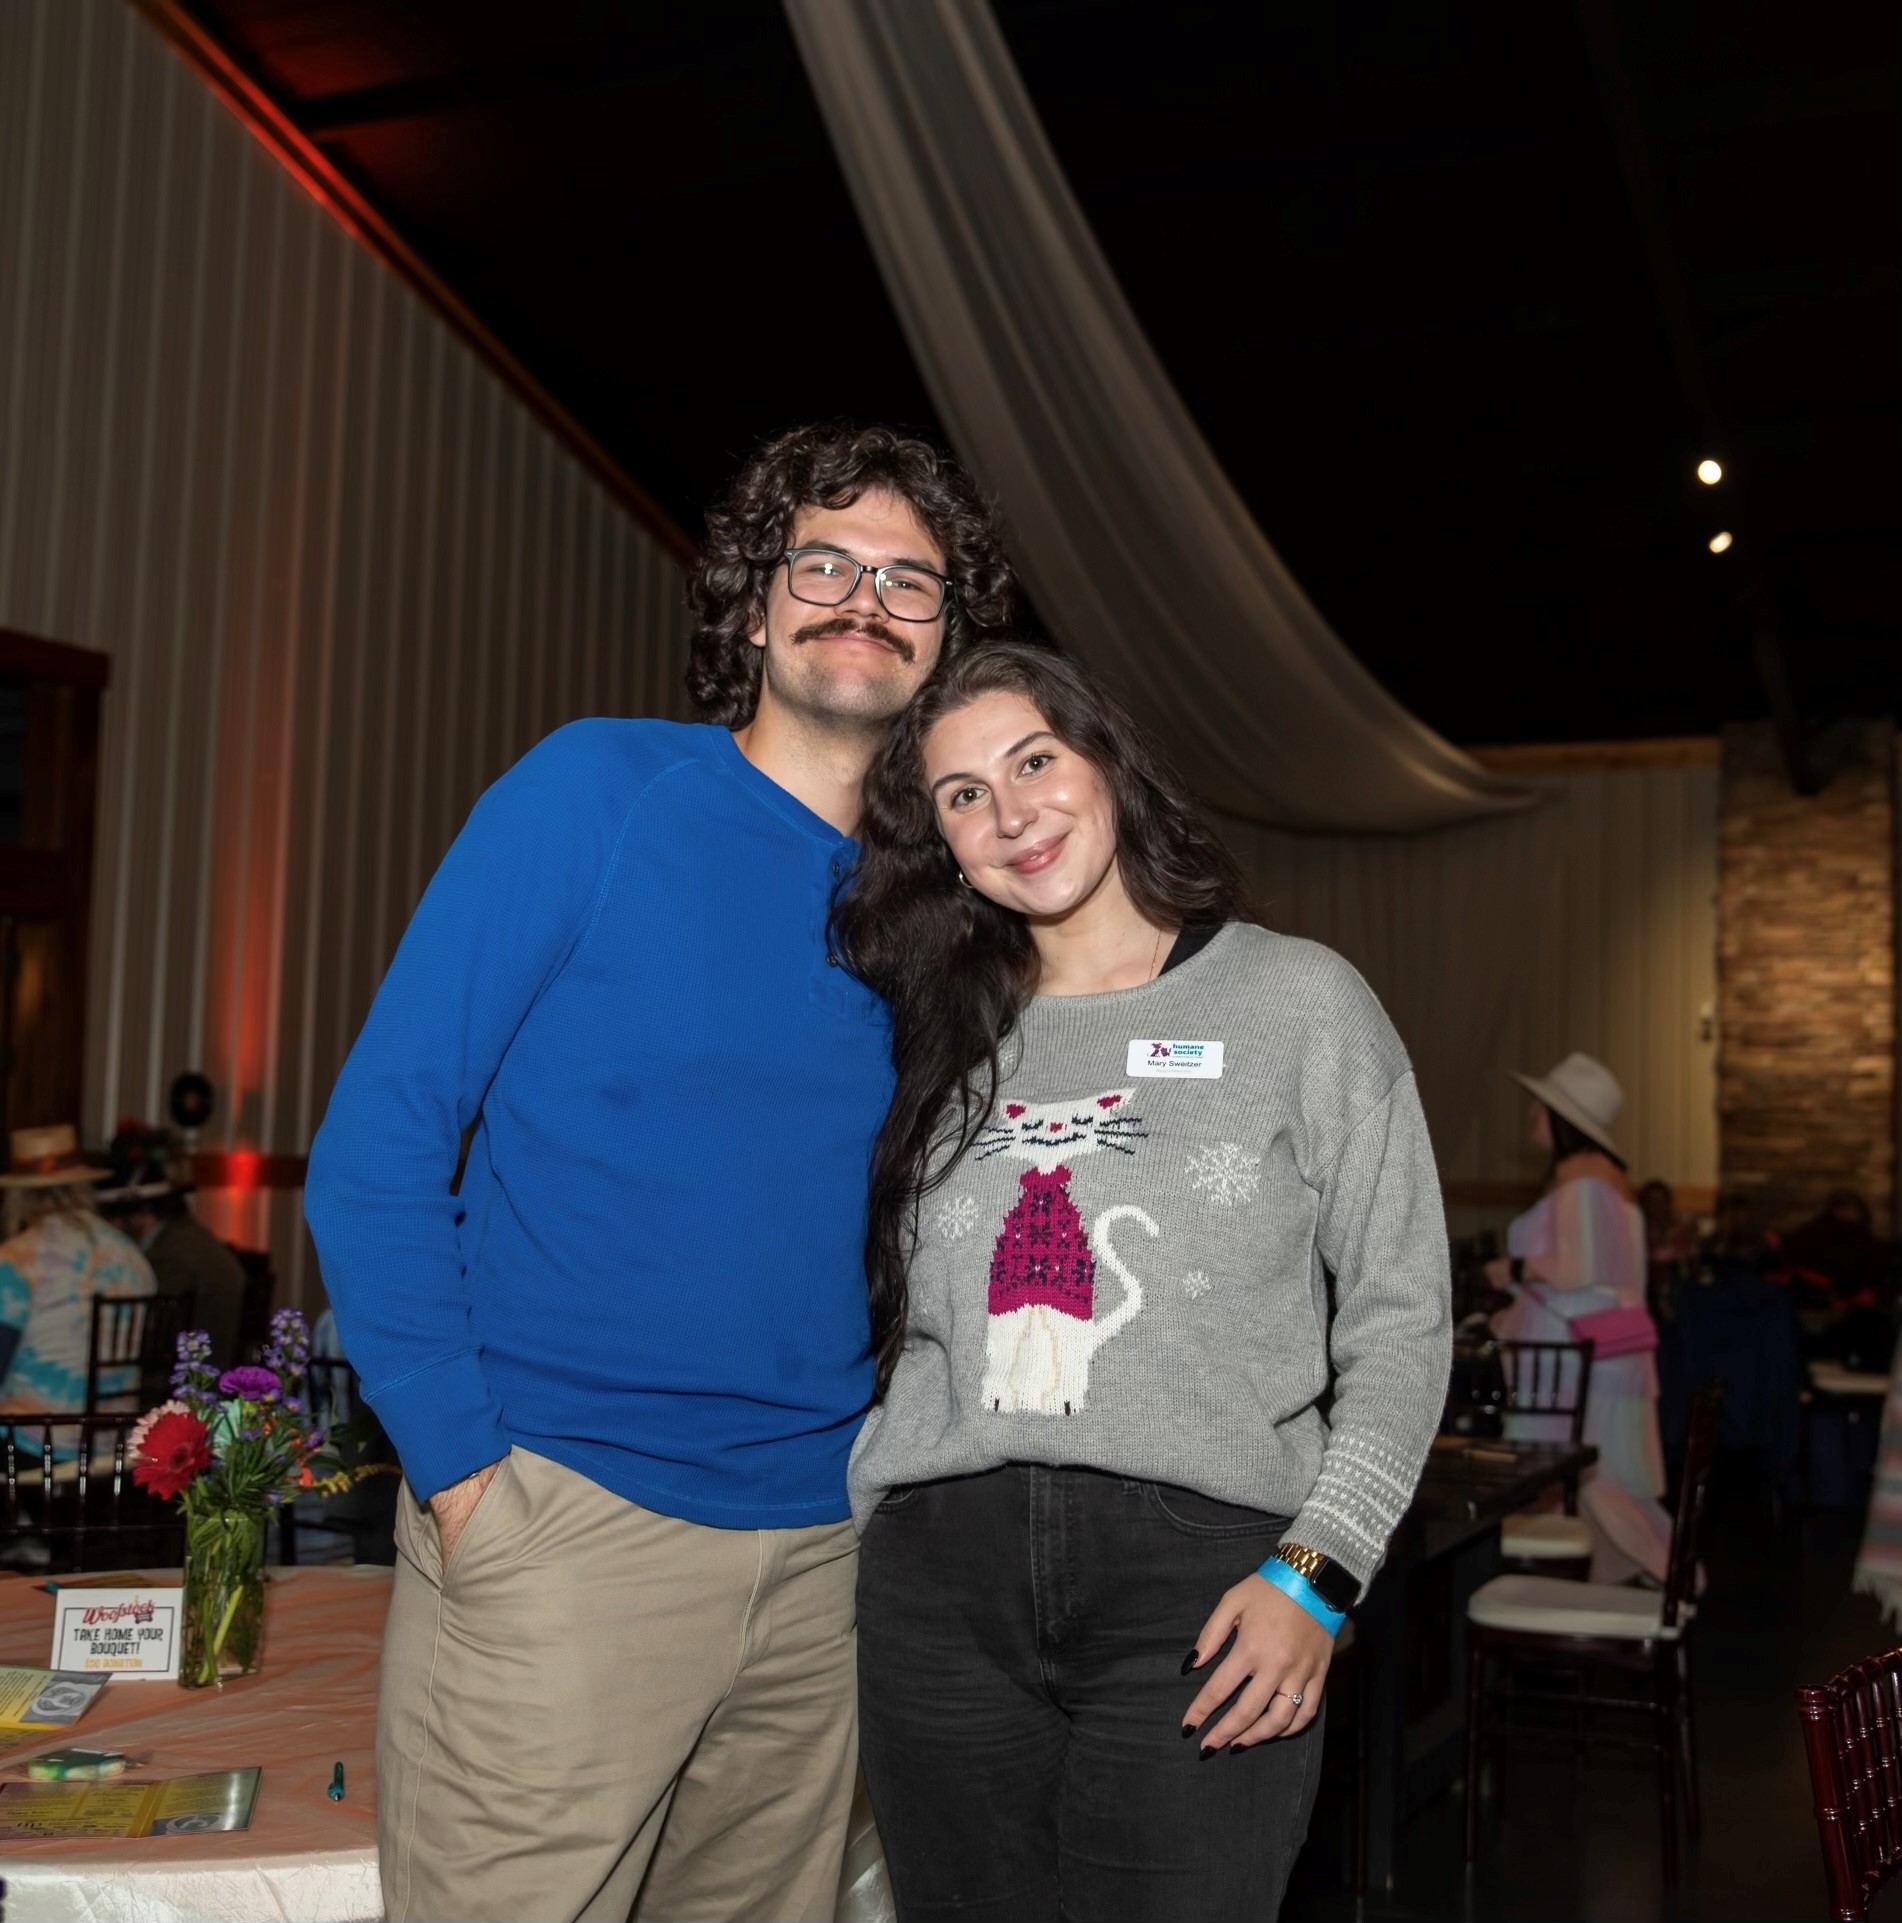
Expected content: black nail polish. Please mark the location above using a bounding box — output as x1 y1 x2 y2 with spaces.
1180 1724 1197 1740
1180 1649 1200 1675
1200 1745 1217 1760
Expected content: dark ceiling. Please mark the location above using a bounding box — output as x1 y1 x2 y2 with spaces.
176 0 1898 748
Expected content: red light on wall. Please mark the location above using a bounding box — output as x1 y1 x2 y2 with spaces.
224 1150 261 1192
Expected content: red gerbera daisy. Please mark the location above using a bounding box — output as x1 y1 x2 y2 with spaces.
131 1410 211 1501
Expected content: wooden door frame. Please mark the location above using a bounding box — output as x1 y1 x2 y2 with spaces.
0 630 111 1153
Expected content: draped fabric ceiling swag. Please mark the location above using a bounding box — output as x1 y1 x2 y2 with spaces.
785 0 1534 832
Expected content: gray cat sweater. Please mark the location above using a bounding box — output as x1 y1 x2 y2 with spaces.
848 924 1452 1586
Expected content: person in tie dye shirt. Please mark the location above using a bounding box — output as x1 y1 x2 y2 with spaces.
0 1125 155 1414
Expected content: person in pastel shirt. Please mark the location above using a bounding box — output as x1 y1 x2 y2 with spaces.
1487 1055 1673 1582
0 1124 156 1414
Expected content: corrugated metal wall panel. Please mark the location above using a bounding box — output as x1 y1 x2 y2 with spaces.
1224 762 1719 1229
0 0 694 1302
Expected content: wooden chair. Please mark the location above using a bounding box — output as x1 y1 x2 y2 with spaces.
1798 1645 1902 1920
0 1414 184 1573
1496 1338 1597 1569
1463 1386 1721 1884
84 1290 196 1414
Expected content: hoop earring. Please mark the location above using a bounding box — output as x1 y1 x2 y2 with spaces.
956 871 971 888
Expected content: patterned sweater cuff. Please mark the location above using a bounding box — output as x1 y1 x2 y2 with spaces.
1289 1430 1426 1588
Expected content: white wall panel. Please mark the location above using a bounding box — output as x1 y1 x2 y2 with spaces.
1223 760 1719 1237
0 0 694 1303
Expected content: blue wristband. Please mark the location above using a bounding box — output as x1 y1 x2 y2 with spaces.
1257 1556 1348 1636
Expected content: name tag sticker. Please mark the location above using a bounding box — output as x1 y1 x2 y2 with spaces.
1127 1039 1224 1079
49 1587 182 1682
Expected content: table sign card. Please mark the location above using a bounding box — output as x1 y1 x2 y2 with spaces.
0 1766 260 1838
49 1586 182 1682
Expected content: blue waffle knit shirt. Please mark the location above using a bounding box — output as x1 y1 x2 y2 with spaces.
304 720 891 1525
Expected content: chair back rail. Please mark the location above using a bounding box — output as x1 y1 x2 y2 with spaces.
85 1291 197 1413
1661 1387 1722 1630
303 1354 360 1435
0 1414 182 1573
1498 1338 1596 1447
231 1247 277 1361
1798 1648 1902 1921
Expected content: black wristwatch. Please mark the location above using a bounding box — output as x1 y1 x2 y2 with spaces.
1271 1542 1361 1612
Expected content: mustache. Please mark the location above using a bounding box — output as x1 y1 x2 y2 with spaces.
791 614 915 663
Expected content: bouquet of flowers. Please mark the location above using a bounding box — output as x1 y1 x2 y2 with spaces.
127 1309 390 1686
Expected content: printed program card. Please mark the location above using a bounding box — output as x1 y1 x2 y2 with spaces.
0 1667 108 1730
0 1766 260 1838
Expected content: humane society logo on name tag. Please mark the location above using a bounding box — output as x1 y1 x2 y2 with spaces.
50 1588 182 1681
1127 1039 1224 1079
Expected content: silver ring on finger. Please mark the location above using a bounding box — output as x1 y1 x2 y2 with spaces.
1287 1690 1304 1708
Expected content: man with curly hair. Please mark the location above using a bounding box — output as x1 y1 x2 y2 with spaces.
307 422 1014 1922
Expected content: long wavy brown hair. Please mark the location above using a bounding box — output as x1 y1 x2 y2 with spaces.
685 422 1017 725
831 642 1251 1396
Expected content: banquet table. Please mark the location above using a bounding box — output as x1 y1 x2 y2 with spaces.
0 1564 386 1923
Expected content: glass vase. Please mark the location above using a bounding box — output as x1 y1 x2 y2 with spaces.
180 1502 266 1687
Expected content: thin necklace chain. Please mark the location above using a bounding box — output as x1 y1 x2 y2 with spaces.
1148 923 1166 982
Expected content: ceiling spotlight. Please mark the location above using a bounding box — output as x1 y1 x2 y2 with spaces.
1696 458 1723 486
1708 531 1734 554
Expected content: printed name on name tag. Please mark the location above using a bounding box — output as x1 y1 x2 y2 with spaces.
50 1587 182 1682
1126 1039 1224 1079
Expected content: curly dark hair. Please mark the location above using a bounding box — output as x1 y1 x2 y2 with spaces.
685 422 1017 725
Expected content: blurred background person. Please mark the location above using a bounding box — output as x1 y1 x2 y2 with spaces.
1637 1177 1698 1321
97 1123 247 1368
0 1124 155 1413
1781 1191 1898 1376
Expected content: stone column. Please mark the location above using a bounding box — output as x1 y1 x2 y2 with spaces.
1718 719 1896 1235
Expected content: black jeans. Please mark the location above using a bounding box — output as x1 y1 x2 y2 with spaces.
858 1464 1323 1923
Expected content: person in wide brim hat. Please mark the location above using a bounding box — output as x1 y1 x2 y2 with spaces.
0 1123 158 1430
1486 1051 1675 1586
1510 1051 1626 1165
0 1124 112 1190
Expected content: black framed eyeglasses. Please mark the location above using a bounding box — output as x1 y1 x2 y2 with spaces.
779 546 951 623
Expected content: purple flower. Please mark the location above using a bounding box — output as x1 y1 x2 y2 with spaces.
171 1329 219 1405
262 1308 311 1384
217 1365 282 1401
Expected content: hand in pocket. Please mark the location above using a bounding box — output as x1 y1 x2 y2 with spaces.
430 1458 504 1567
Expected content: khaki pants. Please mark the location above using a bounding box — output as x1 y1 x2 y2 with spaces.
377 1446 859 1922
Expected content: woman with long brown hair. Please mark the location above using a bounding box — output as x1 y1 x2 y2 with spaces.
832 642 1452 1921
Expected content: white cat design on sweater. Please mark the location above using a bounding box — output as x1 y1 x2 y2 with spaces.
973 1090 1158 1415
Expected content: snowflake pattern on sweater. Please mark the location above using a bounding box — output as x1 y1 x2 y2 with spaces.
1186 1141 1263 1207
932 1195 978 1242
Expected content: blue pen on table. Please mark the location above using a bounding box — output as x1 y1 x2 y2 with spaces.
328 1761 345 1802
